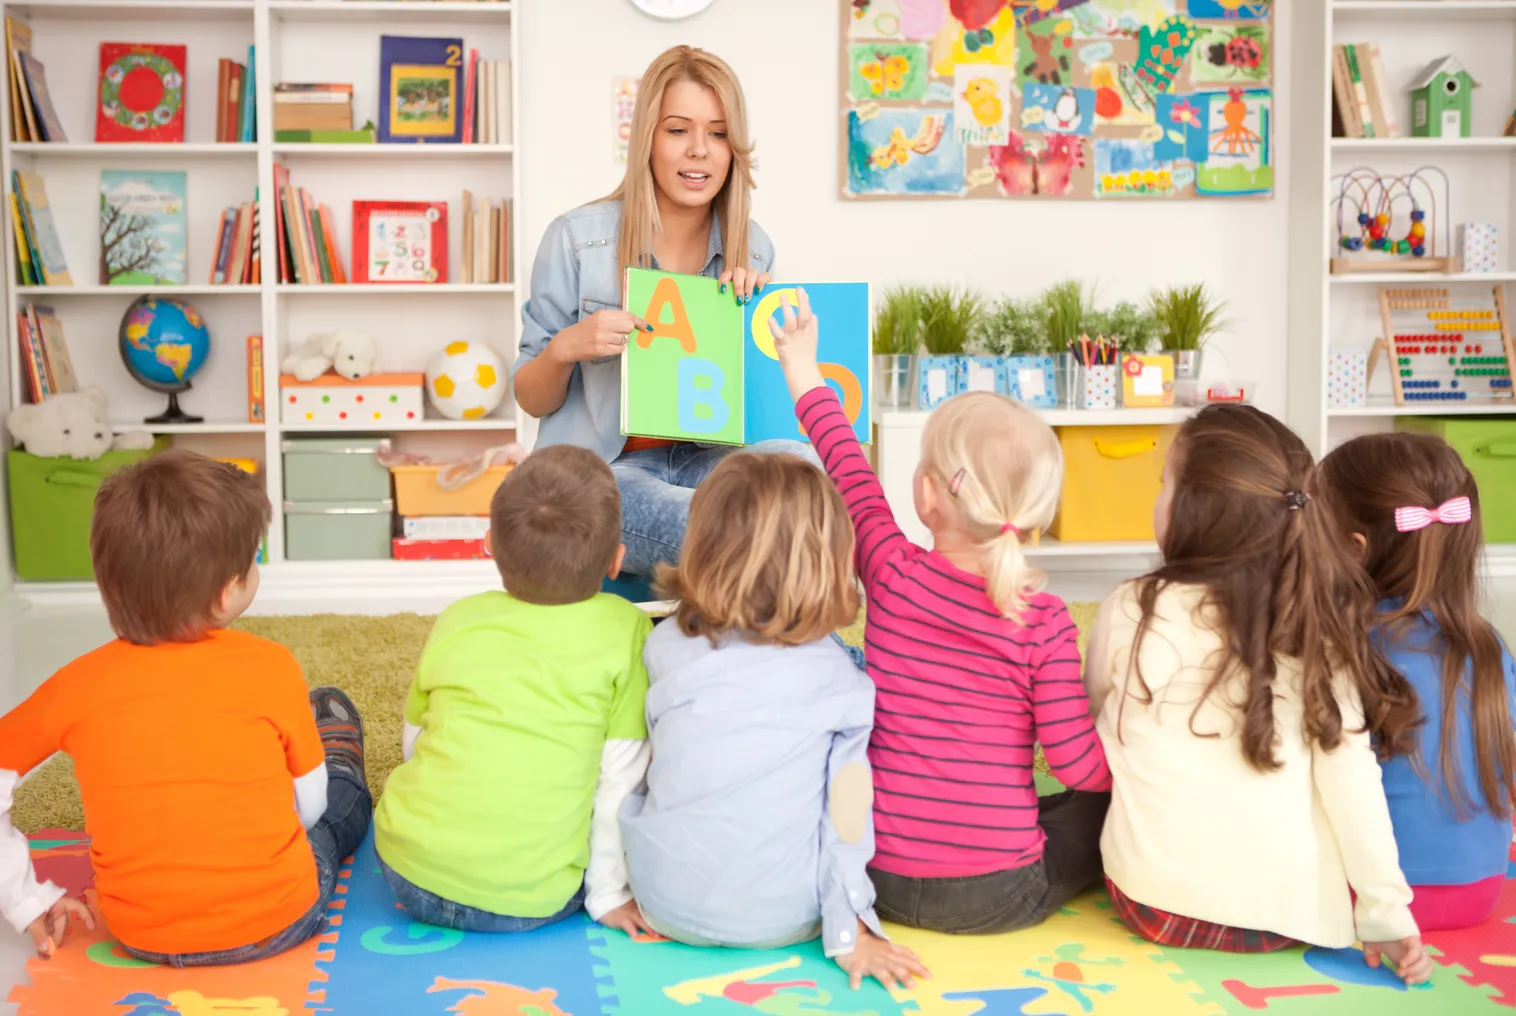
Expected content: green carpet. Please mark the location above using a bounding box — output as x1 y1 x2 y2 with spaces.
10 602 1097 833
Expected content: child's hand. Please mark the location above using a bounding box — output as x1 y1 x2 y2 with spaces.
1363 935 1434 985
771 289 827 402
597 899 667 942
834 921 931 991
26 896 94 959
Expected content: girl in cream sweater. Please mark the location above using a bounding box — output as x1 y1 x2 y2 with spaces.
1083 404 1431 984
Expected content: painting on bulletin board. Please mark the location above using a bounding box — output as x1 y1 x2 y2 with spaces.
840 0 1275 201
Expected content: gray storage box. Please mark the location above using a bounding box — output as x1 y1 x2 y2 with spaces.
284 500 394 561
282 437 392 502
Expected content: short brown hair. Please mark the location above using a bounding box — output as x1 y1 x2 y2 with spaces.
656 452 858 645
92 449 270 645
491 444 621 604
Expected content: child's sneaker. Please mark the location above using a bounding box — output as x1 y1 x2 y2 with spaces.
310 686 365 781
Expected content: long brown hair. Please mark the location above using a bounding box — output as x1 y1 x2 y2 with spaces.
1127 405 1418 771
656 452 858 646
608 46 756 287
1321 432 1514 818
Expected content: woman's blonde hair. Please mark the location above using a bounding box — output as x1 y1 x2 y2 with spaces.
607 46 756 288
656 452 858 646
919 392 1063 621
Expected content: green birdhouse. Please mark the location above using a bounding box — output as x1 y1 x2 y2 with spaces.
1411 56 1478 138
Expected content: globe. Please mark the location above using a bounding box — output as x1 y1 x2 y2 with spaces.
118 295 210 423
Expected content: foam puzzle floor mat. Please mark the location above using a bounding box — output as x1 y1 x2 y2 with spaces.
11 829 1516 1015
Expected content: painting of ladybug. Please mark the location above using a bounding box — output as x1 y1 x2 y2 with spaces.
1195 25 1270 85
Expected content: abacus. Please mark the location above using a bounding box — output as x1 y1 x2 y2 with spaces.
1368 285 1516 406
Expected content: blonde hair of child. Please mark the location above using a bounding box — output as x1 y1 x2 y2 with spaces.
656 452 859 646
919 392 1063 621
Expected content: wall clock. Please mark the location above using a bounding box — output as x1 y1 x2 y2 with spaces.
628 0 717 19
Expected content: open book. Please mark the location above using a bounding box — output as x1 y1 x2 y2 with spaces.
621 268 871 445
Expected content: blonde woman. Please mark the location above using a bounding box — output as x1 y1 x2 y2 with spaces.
515 46 809 582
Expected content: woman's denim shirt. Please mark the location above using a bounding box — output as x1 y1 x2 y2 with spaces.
515 199 775 463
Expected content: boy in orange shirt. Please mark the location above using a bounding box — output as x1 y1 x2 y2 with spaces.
0 450 371 964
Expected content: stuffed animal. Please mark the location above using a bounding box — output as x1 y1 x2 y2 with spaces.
281 331 378 383
7 388 154 460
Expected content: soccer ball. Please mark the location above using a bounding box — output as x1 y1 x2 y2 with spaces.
425 341 507 420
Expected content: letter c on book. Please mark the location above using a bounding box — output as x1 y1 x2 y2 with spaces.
798 363 863 438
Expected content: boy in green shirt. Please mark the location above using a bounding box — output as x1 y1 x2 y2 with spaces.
375 445 657 936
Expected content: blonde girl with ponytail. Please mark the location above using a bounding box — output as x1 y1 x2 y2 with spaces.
773 291 1113 936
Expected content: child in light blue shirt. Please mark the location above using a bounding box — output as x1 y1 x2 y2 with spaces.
619 451 928 992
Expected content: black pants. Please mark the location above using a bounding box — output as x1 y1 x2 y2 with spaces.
869 789 1110 935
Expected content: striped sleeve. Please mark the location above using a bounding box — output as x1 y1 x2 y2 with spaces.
1030 604 1112 791
797 387 910 593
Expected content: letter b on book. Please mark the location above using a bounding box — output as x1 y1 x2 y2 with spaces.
677 357 729 434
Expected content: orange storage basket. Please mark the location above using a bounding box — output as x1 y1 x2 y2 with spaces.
391 464 513 517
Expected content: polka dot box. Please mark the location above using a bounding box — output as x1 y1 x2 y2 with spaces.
280 372 426 426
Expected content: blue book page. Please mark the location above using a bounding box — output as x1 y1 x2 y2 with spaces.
743 282 871 445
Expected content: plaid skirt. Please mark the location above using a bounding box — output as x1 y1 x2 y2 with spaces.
1105 878 1299 954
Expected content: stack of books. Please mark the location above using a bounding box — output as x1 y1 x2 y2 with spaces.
462 53 511 144
461 191 511 284
16 304 77 403
1332 43 1398 139
5 16 66 142
211 199 261 284
273 83 361 141
216 51 257 143
392 516 491 561
10 170 70 286
274 163 347 284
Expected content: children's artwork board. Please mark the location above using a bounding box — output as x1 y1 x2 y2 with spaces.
841 0 1275 200
621 269 871 446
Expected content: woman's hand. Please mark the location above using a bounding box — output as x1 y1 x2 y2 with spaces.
834 922 931 992
549 309 653 366
1363 935 1434 985
719 266 770 306
772 288 827 402
26 896 94 959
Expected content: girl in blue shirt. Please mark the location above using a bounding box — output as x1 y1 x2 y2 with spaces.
514 45 809 581
1323 432 1516 931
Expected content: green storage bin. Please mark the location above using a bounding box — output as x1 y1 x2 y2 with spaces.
284 499 393 561
1397 416 1516 541
8 442 163 581
282 437 392 502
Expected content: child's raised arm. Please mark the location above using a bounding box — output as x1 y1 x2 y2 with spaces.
775 290 913 593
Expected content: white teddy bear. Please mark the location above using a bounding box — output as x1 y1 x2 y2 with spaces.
7 388 154 460
281 330 378 383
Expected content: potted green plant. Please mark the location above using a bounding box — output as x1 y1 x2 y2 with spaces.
1097 300 1162 351
1148 283 1227 379
1039 279 1093 407
873 284 925 409
918 286 984 408
978 296 1047 356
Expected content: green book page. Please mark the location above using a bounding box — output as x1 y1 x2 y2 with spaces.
622 268 744 444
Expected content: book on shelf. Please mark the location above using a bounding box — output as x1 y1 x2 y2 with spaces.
379 35 464 144
273 82 354 133
273 163 347 284
97 43 187 143
1332 43 1398 139
9 192 35 286
353 200 448 283
13 171 71 286
18 52 66 143
17 309 47 403
461 190 510 284
210 200 259 285
274 127 375 143
31 306 76 396
247 335 265 424
5 15 32 143
100 170 187 285
217 50 258 143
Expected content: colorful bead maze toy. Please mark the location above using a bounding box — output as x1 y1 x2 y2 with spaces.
1368 285 1516 405
1330 167 1453 275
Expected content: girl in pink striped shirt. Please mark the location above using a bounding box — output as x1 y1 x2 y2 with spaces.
773 290 1112 934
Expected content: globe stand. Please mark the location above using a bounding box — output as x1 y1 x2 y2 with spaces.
145 391 202 425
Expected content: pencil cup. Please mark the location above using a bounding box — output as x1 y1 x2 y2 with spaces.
1081 365 1118 410
1056 352 1081 407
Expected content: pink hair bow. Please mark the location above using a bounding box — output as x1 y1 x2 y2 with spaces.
1394 495 1472 533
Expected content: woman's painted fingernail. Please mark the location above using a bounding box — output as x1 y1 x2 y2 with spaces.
756 283 764 293
644 323 655 332
719 283 726 294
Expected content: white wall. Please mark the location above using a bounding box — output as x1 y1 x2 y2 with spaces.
518 0 1292 419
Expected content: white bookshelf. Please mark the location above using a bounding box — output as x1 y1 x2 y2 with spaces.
2 0 521 595
1288 2 1516 577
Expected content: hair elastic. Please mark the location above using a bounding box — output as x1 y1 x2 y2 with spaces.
1283 490 1311 511
1394 495 1472 533
948 468 967 497
1001 523 1019 536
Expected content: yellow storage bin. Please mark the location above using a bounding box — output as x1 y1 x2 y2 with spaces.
1049 425 1178 542
391 463 513 517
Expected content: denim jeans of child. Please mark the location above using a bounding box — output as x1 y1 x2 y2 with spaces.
868 790 1111 934
378 860 586 933
123 762 373 967
611 440 822 577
